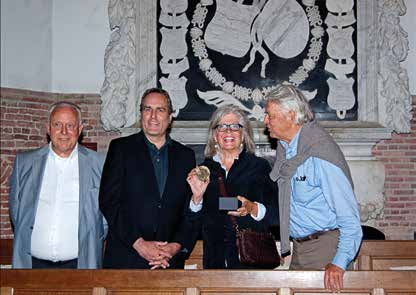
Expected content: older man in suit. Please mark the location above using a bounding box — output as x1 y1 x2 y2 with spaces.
99 88 196 269
9 101 106 269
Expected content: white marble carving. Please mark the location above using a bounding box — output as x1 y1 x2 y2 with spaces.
189 0 322 118
326 0 354 13
377 0 412 133
159 12 189 27
197 88 316 120
101 0 411 133
242 0 309 77
325 58 355 78
325 0 356 120
204 0 260 58
160 0 187 13
158 0 190 116
327 77 355 119
325 10 356 27
197 89 267 120
160 59 189 77
100 0 136 131
160 76 188 116
327 27 355 59
160 27 188 60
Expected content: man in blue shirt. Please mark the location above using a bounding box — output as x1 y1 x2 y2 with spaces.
264 85 362 292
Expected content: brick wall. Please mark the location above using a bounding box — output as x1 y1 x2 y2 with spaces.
1 88 415 240
373 95 416 240
0 88 120 238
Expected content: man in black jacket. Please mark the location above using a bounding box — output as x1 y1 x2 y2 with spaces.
99 88 196 269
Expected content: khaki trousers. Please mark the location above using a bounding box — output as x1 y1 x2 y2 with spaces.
290 229 340 270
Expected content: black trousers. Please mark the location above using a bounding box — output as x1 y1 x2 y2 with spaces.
32 257 78 269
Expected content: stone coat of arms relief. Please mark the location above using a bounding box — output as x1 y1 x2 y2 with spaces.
188 0 322 120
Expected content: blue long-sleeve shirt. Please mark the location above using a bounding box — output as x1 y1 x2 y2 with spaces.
281 130 362 270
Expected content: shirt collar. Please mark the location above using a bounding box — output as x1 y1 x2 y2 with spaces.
212 149 247 170
48 142 79 161
212 153 221 164
144 134 171 152
280 127 302 158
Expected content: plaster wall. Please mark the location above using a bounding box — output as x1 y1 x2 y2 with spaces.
51 0 109 93
0 0 109 93
1 0 52 91
1 0 414 94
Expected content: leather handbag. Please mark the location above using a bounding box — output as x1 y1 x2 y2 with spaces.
235 228 281 268
218 174 281 268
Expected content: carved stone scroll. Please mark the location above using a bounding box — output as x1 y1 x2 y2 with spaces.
377 0 412 133
100 0 137 131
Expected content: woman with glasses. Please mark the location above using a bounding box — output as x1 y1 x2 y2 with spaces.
187 104 278 269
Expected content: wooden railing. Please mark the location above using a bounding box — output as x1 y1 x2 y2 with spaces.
1 269 416 295
1 239 415 294
2 239 416 271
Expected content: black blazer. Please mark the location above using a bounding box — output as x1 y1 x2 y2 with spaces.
99 131 196 268
192 151 279 269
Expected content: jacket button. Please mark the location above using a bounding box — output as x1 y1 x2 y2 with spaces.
30 226 33 230
157 204 162 209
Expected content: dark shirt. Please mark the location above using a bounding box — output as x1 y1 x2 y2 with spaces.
144 135 171 196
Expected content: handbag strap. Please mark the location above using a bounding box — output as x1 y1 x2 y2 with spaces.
217 174 238 230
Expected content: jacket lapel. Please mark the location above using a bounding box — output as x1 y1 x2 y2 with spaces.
78 145 90 244
161 141 176 200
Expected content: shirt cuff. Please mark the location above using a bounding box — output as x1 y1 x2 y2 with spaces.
189 198 203 212
251 202 266 221
331 253 350 270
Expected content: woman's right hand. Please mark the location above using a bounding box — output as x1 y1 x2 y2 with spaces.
187 168 210 204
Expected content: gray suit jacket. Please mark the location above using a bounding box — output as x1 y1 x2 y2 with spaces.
9 144 107 269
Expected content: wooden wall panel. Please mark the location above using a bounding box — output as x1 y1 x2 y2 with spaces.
372 258 416 270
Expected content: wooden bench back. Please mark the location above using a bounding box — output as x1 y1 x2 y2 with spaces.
1 269 416 295
2 239 416 270
356 240 416 270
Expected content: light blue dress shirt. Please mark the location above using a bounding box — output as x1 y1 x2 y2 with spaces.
281 129 362 270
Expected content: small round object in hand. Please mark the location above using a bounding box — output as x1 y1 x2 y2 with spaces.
195 165 210 182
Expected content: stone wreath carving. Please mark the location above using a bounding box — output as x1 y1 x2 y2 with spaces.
190 0 323 120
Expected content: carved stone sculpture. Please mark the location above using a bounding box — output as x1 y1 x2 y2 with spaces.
377 0 412 133
100 0 136 131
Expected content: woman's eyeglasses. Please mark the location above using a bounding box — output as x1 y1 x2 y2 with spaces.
214 123 243 132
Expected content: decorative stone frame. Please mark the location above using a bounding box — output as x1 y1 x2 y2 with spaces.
100 0 412 224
